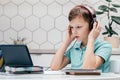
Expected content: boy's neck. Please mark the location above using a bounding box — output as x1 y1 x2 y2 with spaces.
80 38 88 48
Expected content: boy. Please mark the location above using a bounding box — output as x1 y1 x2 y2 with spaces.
50 4 112 72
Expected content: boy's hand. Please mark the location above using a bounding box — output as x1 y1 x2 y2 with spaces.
88 22 101 41
65 26 76 43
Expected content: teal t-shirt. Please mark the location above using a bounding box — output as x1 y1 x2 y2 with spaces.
64 38 112 73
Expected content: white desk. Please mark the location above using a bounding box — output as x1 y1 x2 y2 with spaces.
0 72 120 80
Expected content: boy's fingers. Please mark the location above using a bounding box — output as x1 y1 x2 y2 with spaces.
96 22 101 31
93 22 97 30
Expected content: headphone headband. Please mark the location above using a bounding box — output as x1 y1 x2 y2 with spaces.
80 5 96 19
79 5 97 30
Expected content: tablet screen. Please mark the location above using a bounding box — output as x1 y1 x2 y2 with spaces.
0 45 33 72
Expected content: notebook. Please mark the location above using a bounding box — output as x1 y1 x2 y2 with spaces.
62 69 101 75
0 45 43 73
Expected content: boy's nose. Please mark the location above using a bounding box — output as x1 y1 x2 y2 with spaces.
72 28 77 34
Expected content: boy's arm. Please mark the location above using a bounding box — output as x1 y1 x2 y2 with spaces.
82 22 104 69
50 40 70 70
50 26 76 70
82 39 104 69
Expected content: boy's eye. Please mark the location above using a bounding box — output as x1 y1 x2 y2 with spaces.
70 26 73 29
69 26 82 30
76 26 82 29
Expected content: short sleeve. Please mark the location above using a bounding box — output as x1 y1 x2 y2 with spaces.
64 49 71 60
95 42 112 62
64 43 73 60
64 40 76 61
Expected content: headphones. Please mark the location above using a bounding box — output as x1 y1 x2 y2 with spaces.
79 5 97 30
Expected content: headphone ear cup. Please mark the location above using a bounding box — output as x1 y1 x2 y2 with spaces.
90 20 94 30
90 17 97 30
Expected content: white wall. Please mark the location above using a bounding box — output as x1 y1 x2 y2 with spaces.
0 0 120 50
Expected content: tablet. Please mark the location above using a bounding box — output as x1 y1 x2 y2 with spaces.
0 45 33 72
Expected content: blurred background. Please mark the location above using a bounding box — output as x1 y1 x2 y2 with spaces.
0 0 120 50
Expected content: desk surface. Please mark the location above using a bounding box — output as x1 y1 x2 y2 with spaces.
0 72 120 80
29 48 120 54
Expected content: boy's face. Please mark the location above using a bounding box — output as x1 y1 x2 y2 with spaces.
69 16 90 41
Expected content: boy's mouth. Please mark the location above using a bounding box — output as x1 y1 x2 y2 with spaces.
75 36 79 38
